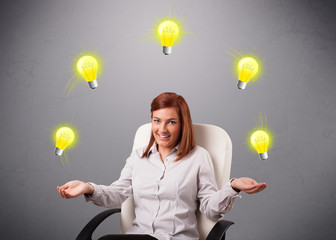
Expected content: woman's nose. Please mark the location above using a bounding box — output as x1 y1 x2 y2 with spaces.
160 123 167 132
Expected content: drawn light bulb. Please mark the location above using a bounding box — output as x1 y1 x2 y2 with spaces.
158 20 180 55
250 130 269 160
55 127 75 156
237 57 259 90
77 55 98 89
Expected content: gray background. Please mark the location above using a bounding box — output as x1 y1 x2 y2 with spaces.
1 0 335 239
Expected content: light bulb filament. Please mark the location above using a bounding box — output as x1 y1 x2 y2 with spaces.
256 135 265 141
164 26 175 33
60 132 72 141
83 62 94 68
243 63 255 71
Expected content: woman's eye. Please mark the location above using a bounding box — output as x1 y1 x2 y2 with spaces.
169 121 176 124
154 119 160 123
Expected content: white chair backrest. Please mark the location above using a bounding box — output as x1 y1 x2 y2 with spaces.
121 123 233 240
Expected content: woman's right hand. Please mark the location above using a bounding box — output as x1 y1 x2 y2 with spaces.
57 180 94 199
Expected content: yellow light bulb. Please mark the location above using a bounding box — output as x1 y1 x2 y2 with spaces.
55 127 75 156
250 130 269 160
158 20 180 55
77 55 98 89
237 57 259 89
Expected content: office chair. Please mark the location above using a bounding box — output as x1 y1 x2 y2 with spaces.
76 123 234 240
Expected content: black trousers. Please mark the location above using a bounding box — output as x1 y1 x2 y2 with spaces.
98 234 158 240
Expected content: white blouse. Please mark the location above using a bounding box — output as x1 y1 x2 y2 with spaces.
85 144 239 240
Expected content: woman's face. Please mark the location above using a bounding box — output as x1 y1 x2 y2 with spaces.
152 107 181 154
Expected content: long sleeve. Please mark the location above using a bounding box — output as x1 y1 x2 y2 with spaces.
197 149 239 220
84 154 134 208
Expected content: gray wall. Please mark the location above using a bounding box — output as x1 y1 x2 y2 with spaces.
1 0 336 239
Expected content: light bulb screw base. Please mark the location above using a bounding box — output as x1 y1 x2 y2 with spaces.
163 46 172 55
88 80 98 89
237 80 247 90
259 152 268 160
55 147 64 156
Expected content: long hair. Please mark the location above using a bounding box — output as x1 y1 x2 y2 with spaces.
141 92 196 161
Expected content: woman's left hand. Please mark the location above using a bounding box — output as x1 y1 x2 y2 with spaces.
230 177 267 194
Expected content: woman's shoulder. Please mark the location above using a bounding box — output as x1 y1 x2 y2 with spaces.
130 146 147 156
129 146 152 161
188 145 211 161
189 146 214 170
193 145 210 155
122 146 147 165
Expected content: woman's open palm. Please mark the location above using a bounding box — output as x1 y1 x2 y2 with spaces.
231 177 267 194
57 180 91 199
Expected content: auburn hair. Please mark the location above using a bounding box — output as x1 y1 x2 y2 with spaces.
141 92 196 161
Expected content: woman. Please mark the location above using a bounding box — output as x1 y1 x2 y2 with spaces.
57 92 267 240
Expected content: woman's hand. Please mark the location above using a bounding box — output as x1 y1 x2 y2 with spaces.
230 177 267 194
57 180 94 199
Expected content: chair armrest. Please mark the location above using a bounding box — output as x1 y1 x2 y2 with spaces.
205 219 234 240
76 208 121 240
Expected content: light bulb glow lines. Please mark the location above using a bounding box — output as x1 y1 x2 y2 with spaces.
69 79 78 91
60 150 70 168
65 75 81 96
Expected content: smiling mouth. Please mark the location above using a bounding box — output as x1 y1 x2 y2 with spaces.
158 134 170 139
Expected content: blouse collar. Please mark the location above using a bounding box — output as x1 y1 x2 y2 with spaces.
147 142 180 157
